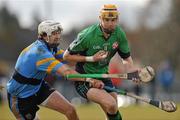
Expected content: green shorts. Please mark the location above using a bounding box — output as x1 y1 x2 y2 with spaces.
74 78 114 99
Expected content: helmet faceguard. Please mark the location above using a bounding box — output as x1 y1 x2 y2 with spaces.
100 4 119 34
100 4 119 19
38 20 63 36
38 20 63 48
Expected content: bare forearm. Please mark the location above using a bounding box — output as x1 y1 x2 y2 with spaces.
56 64 86 81
122 56 134 72
64 54 87 62
56 64 102 86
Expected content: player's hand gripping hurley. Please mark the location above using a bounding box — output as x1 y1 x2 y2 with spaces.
104 86 177 112
67 66 155 83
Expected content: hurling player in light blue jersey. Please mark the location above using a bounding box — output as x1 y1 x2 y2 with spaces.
6 20 104 120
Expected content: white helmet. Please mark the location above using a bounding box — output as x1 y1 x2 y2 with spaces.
38 20 63 36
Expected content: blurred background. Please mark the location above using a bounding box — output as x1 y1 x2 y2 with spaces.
0 0 180 119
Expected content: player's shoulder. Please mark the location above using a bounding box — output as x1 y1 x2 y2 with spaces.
78 24 99 40
56 48 65 54
79 24 98 35
116 25 125 33
115 25 127 39
33 39 50 55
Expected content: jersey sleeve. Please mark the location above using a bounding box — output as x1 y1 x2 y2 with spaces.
117 27 131 59
68 31 88 54
54 48 68 64
36 46 64 74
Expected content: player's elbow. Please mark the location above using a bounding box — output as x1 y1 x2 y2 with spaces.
63 50 70 60
63 54 68 60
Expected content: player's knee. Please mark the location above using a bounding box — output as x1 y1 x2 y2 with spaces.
106 100 118 114
65 104 76 116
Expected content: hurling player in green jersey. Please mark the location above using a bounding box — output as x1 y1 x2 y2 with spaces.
64 4 141 120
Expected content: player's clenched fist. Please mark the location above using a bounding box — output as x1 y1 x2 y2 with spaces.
93 50 108 61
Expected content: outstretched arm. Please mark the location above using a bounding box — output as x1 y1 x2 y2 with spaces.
122 56 136 72
56 64 104 88
122 56 142 83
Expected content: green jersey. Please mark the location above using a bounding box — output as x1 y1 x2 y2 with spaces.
68 24 130 74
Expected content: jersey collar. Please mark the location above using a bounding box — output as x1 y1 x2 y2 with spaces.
97 24 104 36
37 39 57 53
97 24 117 37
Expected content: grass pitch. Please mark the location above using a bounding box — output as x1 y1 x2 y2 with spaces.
0 103 179 120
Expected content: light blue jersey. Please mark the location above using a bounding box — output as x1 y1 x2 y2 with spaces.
7 39 66 98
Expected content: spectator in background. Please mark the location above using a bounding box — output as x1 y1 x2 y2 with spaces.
0 61 10 104
109 56 122 87
157 60 174 93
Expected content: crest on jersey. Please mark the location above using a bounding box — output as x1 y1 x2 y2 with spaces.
112 42 118 49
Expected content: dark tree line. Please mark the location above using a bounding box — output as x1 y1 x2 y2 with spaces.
0 0 179 74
